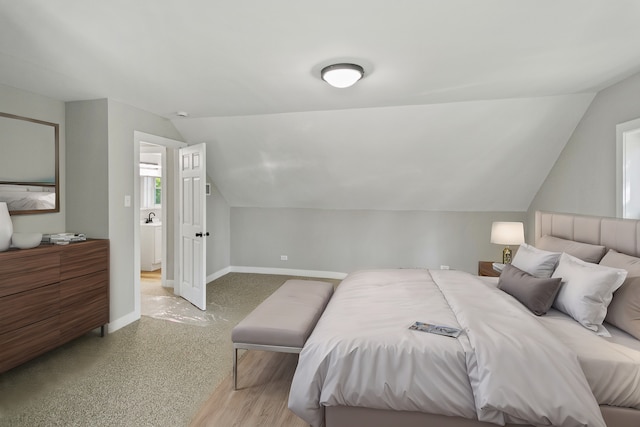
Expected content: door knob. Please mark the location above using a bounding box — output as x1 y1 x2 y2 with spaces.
195 232 210 237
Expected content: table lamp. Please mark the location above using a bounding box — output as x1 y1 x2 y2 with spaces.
490 222 525 264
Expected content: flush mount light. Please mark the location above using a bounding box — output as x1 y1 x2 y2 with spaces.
321 63 364 88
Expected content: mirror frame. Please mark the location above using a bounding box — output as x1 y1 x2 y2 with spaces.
0 112 60 215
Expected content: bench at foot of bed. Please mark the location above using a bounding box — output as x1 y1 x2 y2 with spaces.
231 279 334 390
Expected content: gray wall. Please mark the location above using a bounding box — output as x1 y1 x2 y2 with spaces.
106 100 185 323
66 100 109 238
206 180 231 275
231 208 526 275
0 83 66 233
528 70 640 230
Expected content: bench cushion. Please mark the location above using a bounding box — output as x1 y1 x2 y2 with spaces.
232 280 334 348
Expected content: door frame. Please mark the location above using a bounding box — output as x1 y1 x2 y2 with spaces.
616 117 640 218
133 131 187 319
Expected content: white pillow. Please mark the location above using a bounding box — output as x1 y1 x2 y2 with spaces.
511 243 561 278
552 252 627 334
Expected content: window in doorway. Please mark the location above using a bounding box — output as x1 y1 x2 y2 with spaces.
155 177 162 205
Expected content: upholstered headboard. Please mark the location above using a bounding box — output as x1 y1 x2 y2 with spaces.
535 211 640 257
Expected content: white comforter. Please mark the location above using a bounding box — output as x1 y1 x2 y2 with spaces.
0 191 55 210
288 269 606 427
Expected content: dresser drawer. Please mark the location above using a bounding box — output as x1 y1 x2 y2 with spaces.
0 252 60 298
0 283 60 335
0 315 60 373
60 240 109 281
60 271 108 309
60 297 108 342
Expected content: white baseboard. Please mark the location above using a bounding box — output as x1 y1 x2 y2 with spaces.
206 266 232 284
227 266 347 280
108 310 140 333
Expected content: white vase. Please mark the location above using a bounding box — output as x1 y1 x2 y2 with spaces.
0 202 13 251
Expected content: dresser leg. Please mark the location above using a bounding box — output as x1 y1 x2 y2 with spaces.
101 325 105 337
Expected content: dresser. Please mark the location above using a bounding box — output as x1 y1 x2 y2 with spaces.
0 239 109 373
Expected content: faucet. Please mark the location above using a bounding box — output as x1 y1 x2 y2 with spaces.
146 212 156 223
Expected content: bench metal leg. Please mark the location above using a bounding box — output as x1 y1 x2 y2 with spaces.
233 347 238 390
231 343 302 391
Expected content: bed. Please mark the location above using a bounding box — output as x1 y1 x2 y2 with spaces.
288 211 640 427
0 183 56 211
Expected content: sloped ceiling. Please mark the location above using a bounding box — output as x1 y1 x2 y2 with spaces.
2 1 640 211
173 95 594 211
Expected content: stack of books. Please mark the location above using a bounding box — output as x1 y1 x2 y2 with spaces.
42 233 87 244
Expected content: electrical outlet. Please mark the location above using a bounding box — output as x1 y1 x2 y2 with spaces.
440 265 450 270
280 255 288 261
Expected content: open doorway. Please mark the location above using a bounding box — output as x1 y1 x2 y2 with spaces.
133 131 188 320
139 143 167 296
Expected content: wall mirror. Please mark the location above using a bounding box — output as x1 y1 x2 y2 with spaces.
0 112 59 215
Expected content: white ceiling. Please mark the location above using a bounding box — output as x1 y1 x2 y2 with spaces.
2 1 640 211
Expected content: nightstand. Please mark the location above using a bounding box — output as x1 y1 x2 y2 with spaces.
478 261 501 277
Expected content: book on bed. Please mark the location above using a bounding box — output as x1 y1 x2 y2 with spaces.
409 321 461 338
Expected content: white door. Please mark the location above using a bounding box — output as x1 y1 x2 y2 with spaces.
179 143 207 310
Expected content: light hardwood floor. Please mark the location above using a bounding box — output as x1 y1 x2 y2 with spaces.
190 350 308 427
141 269 161 281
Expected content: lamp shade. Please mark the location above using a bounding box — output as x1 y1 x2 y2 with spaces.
490 222 525 245
321 63 364 88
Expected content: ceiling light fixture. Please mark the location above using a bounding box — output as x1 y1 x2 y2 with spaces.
321 63 364 88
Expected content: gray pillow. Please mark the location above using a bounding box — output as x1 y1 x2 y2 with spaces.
604 277 640 340
498 264 562 316
599 249 640 340
599 249 640 275
537 235 606 264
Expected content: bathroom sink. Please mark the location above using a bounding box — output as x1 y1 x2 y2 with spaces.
141 221 162 226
